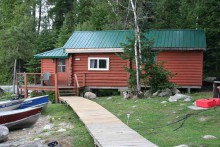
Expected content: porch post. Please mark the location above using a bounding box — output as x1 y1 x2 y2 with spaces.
69 54 73 86
24 72 28 98
84 74 86 87
55 72 58 103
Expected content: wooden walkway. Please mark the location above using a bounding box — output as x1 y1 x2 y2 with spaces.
59 96 157 147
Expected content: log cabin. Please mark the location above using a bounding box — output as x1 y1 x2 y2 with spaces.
19 29 206 102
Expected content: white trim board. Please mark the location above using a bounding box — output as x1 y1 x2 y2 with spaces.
65 48 123 53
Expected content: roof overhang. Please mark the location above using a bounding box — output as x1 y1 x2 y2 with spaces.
151 47 206 51
65 48 124 53
34 56 68 59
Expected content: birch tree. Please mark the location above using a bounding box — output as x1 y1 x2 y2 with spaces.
130 0 142 95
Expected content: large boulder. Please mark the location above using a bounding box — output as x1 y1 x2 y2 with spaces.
153 90 159 96
168 94 192 102
0 125 9 143
203 135 217 139
123 91 131 99
84 92 96 99
158 88 172 97
171 88 181 95
144 90 152 98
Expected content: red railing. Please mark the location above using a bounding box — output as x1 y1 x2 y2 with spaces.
16 72 59 103
74 73 86 96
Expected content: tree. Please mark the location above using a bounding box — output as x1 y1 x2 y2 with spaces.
130 0 142 95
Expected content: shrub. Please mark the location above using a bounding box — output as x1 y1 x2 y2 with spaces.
143 63 175 93
46 91 55 103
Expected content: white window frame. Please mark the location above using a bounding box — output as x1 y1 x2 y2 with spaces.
58 59 66 72
88 57 109 71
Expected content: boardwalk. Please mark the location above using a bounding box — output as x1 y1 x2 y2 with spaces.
59 96 157 147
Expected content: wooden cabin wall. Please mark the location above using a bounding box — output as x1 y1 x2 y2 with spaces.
41 59 56 85
157 51 203 86
72 53 129 87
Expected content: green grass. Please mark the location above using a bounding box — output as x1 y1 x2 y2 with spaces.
42 104 94 147
93 92 220 147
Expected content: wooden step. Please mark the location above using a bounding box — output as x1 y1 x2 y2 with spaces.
59 88 76 97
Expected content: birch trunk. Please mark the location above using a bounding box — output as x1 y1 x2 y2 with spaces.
130 0 141 93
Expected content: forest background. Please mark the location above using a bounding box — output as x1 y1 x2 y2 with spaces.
0 0 219 84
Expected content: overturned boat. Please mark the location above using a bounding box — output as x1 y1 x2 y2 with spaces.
0 99 24 112
16 95 49 111
0 107 42 130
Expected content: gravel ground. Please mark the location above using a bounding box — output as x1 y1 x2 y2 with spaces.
0 115 74 147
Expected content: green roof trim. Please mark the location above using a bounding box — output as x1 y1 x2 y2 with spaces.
63 29 206 50
34 48 68 59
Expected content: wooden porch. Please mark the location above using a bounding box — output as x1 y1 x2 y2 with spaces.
17 73 84 103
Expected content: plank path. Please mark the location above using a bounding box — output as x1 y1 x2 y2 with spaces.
60 96 157 147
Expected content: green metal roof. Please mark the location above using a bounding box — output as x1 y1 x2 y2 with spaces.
63 30 134 49
146 29 206 50
63 29 206 50
34 48 68 59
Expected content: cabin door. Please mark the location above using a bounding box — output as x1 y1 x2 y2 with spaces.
57 59 68 86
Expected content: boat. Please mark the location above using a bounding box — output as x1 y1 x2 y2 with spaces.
0 106 42 130
16 95 49 111
0 99 24 112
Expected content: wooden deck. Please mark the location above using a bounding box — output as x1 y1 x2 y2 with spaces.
21 85 75 91
59 96 157 147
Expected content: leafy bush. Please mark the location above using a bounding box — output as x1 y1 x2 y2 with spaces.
46 91 55 103
143 63 175 93
30 90 46 97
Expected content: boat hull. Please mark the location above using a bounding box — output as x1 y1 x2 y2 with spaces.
0 99 24 112
0 107 42 130
17 95 49 111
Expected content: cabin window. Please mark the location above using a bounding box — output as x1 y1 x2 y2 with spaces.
88 57 109 70
58 59 66 72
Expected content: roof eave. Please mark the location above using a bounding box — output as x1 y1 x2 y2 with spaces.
151 47 206 51
34 56 68 59
65 48 124 53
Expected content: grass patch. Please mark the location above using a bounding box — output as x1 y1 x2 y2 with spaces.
42 104 94 147
93 92 220 146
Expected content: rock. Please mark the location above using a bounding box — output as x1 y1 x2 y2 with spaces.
21 142 48 147
144 90 152 98
56 128 66 132
174 145 189 147
84 92 96 99
43 124 53 130
168 94 192 102
107 97 112 100
184 97 192 102
198 116 210 122
203 135 217 139
0 125 9 143
161 101 167 104
153 90 159 96
171 88 181 95
158 88 172 97
58 122 73 129
123 91 130 99
34 138 41 141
